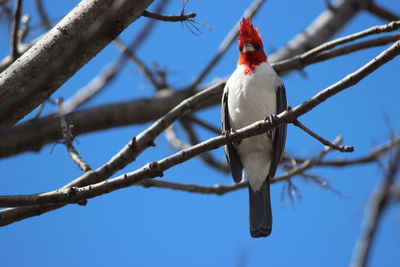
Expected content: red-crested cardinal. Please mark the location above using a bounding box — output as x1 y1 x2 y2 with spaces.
222 18 287 238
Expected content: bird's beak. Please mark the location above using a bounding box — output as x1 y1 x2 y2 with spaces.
242 42 255 53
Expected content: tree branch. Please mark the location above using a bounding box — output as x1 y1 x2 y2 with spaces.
10 0 22 59
350 146 400 267
365 0 400 22
1 20 396 158
0 41 398 223
269 0 371 63
292 119 354 152
142 10 196 22
0 0 155 127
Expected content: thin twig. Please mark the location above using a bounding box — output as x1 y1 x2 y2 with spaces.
10 0 22 59
34 0 50 29
181 119 229 173
293 119 354 152
143 10 196 22
59 116 92 172
350 146 400 267
56 99 92 172
186 115 220 135
129 0 170 51
113 38 161 89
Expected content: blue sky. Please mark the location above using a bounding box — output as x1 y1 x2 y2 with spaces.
1 0 399 266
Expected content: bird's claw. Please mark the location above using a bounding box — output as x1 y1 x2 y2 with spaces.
264 114 278 125
223 129 241 146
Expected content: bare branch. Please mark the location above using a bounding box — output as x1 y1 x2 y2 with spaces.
365 1 400 22
59 60 125 115
113 38 162 89
10 0 22 59
299 20 400 59
292 119 354 152
312 136 400 167
129 0 169 50
59 115 92 172
0 0 155 127
186 115 220 135
274 32 400 73
0 42 398 222
181 119 229 173
350 146 400 267
269 0 371 63
142 10 196 22
34 0 50 30
2 22 396 157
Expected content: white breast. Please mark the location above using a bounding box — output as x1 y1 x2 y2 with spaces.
224 62 281 190
226 62 279 130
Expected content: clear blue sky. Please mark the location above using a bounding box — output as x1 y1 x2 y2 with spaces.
1 0 399 266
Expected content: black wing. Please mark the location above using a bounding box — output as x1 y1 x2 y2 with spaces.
269 82 287 178
221 87 243 183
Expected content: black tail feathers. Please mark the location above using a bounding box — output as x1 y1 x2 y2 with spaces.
249 177 272 238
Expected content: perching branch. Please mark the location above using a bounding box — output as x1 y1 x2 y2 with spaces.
0 41 398 222
1 20 397 158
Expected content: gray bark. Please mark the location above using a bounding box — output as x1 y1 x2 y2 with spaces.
0 0 154 126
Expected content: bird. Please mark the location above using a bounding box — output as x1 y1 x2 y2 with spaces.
221 17 287 238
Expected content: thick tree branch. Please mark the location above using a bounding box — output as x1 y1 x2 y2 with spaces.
0 42 398 222
0 0 155 127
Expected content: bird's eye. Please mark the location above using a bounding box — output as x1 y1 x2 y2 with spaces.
254 44 261 50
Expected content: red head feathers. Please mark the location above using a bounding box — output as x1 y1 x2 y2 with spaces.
238 18 267 73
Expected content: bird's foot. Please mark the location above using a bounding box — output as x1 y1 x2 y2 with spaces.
264 114 278 125
223 129 241 146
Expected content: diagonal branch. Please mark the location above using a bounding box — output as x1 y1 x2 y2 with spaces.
1 21 397 158
0 41 398 223
365 0 400 22
269 0 371 63
292 119 354 152
0 0 155 127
